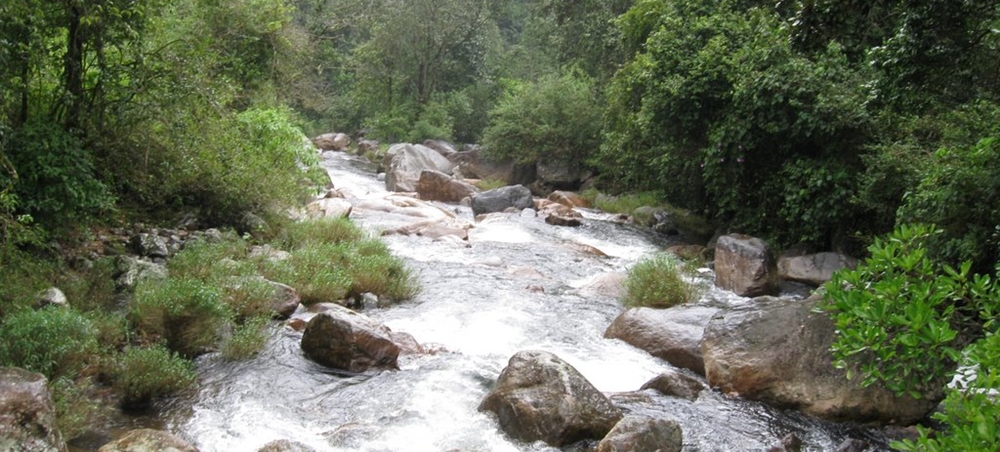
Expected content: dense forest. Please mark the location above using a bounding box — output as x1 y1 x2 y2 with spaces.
1 0 998 450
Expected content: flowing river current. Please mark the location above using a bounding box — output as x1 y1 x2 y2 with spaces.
155 151 891 451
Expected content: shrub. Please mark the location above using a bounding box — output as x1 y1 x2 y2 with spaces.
0 307 99 379
262 243 352 304
583 189 665 216
621 254 700 308
824 224 996 397
167 233 251 281
112 345 195 409
347 253 419 301
271 217 364 251
0 248 61 316
130 278 230 357
51 377 106 441
223 276 279 321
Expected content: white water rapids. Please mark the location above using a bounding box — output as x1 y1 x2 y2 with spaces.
154 151 891 452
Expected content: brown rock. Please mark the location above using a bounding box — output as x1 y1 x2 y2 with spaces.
97 429 197 452
0 367 66 452
479 350 622 446
714 234 779 297
596 416 682 452
604 306 718 375
300 306 415 372
415 170 477 203
640 368 707 401
547 191 590 208
313 133 350 151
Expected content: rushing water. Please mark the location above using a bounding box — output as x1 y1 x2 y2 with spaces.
159 151 891 451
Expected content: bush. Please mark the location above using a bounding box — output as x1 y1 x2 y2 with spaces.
51 377 106 441
112 345 195 409
223 277 279 321
167 233 251 281
130 278 231 357
0 307 99 379
824 224 996 397
582 189 665 216
346 252 419 301
482 70 601 165
271 217 364 251
621 254 700 308
261 243 352 304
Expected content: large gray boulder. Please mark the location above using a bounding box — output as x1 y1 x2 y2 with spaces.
0 368 66 452
422 139 457 157
471 185 534 217
447 147 512 182
714 234 780 297
778 252 858 286
532 160 586 195
97 429 198 452
479 350 622 446
701 295 941 424
383 143 455 192
313 133 350 151
604 306 718 375
34 287 68 309
113 256 168 293
130 233 169 259
415 170 478 203
301 305 418 372
596 416 683 452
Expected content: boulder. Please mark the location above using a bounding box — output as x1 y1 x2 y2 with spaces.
313 133 350 151
471 185 534 217
778 252 858 286
304 198 353 219
545 213 582 227
479 350 622 446
383 144 454 192
357 139 379 156
415 170 477 203
574 272 626 299
422 139 457 157
130 233 169 259
714 234 780 297
97 429 198 452
114 256 168 293
604 306 718 375
701 295 941 424
0 367 66 452
447 148 512 182
640 368 707 401
300 305 415 372
533 160 586 194
596 416 683 452
547 191 590 208
34 287 68 309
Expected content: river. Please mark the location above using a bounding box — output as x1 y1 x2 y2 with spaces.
158 151 890 451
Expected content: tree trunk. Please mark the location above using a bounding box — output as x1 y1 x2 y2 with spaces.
64 3 84 130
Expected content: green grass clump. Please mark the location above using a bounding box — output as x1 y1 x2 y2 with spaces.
262 243 352 304
112 345 195 410
51 377 107 439
271 217 364 250
223 276 280 321
474 178 506 191
167 233 251 281
130 277 230 357
221 316 270 361
621 254 700 308
589 190 665 216
347 253 420 301
0 247 61 315
0 307 99 379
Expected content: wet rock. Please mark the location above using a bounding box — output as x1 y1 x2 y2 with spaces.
604 306 718 375
257 439 317 452
313 133 350 151
714 234 780 297
768 433 803 452
778 252 858 286
422 139 457 157
34 287 68 309
301 305 414 372
547 191 589 208
574 272 626 299
471 185 534 217
701 295 941 424
304 198 353 219
97 429 198 452
0 367 66 452
264 279 300 319
415 170 478 203
479 350 622 446
355 195 454 221
640 368 707 401
835 438 870 452
130 233 168 259
114 256 168 292
596 416 682 452
383 219 471 241
544 213 582 227
383 143 455 192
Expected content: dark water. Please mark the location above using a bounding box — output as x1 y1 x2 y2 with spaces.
155 151 890 451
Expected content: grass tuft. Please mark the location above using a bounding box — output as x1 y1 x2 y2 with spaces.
112 345 195 410
621 254 701 308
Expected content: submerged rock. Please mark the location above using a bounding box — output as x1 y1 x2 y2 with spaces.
701 295 941 424
97 429 198 452
0 367 66 452
479 350 622 446
604 306 718 375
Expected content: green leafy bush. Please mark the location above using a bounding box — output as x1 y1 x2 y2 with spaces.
482 70 601 165
621 254 700 308
112 345 195 409
824 224 996 397
0 307 99 379
130 278 231 357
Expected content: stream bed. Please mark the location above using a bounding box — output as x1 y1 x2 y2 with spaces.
157 151 892 451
